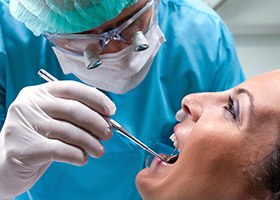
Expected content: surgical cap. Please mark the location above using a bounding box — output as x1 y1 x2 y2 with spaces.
10 0 138 36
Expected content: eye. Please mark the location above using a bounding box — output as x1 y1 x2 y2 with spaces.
224 96 239 120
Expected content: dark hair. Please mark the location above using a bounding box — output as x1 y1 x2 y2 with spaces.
262 140 280 200
250 137 280 200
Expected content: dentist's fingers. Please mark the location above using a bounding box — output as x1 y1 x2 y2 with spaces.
43 119 105 158
45 81 116 116
20 139 88 167
42 97 112 141
47 139 88 165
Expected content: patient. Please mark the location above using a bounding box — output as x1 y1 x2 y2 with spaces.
136 70 280 200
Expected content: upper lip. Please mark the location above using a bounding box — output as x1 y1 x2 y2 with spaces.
173 123 180 133
174 132 179 151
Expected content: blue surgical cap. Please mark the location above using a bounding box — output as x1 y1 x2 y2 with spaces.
10 0 139 36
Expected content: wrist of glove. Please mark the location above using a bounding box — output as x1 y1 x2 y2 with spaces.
0 81 116 198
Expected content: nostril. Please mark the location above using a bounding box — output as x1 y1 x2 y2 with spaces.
183 105 191 115
183 104 200 122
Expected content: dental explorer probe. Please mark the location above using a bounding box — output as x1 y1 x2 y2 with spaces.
38 69 177 164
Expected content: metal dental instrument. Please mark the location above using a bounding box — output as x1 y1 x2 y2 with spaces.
38 69 174 163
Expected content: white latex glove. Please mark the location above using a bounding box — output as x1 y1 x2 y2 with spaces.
0 81 116 199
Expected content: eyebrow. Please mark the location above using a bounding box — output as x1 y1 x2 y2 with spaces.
235 87 255 125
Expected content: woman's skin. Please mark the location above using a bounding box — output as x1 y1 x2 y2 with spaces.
136 70 280 200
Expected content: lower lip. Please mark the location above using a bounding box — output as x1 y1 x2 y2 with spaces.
149 155 170 169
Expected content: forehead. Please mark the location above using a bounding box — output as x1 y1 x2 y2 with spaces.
240 71 280 102
238 70 280 125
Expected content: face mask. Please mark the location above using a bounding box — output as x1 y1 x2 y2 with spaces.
52 23 166 94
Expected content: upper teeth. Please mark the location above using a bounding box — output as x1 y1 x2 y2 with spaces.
169 133 179 151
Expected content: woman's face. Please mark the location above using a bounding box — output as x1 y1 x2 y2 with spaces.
136 70 280 200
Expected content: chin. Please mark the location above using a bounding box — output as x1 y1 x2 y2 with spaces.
136 172 162 200
135 162 165 199
135 169 151 200
136 155 180 200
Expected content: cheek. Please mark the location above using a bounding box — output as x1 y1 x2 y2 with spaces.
186 117 241 148
182 121 245 175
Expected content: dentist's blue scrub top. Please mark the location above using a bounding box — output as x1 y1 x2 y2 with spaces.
0 0 245 199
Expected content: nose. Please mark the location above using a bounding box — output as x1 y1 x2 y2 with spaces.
181 92 220 122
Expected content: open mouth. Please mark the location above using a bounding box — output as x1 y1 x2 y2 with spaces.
166 154 179 164
145 153 179 168
146 133 180 167
167 133 179 164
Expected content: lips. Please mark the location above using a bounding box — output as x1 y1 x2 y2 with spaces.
150 154 177 168
146 133 180 170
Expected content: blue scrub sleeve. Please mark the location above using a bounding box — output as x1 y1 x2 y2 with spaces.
0 15 7 128
210 22 245 91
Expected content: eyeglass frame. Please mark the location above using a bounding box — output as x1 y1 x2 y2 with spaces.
44 0 159 56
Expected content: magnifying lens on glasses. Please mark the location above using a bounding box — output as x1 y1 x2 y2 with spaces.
83 30 149 69
83 50 103 69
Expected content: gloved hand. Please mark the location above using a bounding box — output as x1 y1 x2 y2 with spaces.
0 81 116 199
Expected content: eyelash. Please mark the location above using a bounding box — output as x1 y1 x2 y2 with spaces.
224 96 237 120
